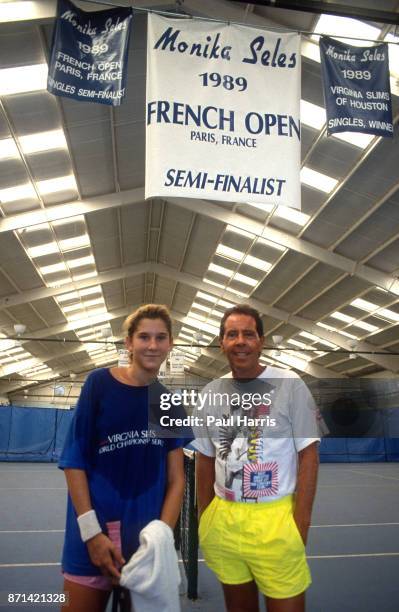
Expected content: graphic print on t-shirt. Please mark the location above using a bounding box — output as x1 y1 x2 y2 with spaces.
218 398 279 501
243 461 279 497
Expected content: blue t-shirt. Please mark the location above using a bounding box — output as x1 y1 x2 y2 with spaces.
59 368 192 575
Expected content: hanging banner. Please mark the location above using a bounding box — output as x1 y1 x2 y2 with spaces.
146 15 301 208
319 36 393 138
47 0 132 106
169 353 185 376
118 349 130 367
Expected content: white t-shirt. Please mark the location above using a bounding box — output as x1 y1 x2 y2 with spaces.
191 366 320 503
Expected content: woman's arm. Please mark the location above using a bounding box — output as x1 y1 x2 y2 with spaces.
160 447 185 529
64 468 124 579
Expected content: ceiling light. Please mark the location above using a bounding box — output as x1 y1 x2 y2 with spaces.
312 14 381 47
57 286 101 303
56 291 79 303
351 298 377 312
233 272 258 287
28 242 59 258
330 312 354 323
67 306 107 321
62 303 84 313
192 302 212 313
377 308 399 323
350 320 379 332
299 331 338 349
301 167 338 193
2 357 38 376
70 314 112 331
216 244 245 261
183 317 219 336
20 129 68 154
301 100 326 130
244 254 271 271
67 255 95 269
0 183 36 203
0 138 18 160
287 339 310 349
333 131 374 149
224 286 249 297
273 205 310 226
272 352 309 370
208 263 234 278
196 291 214 303
60 234 90 251
37 175 77 195
0 63 47 96
316 321 359 339
203 278 226 290
196 291 234 309
39 262 67 275
47 278 71 288
72 271 97 282
178 333 193 342
217 298 235 308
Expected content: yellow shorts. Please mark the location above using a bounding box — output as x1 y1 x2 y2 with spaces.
199 495 311 599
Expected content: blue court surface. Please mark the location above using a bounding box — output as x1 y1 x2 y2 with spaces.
0 462 398 611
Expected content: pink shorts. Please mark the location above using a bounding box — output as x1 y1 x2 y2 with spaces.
63 521 121 592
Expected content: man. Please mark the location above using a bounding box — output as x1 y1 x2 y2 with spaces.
192 304 319 612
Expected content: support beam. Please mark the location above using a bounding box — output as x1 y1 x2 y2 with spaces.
228 0 399 26
0 262 150 310
0 187 144 235
2 190 399 310
166 197 399 295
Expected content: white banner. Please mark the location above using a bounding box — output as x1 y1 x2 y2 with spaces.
169 352 185 376
118 349 130 367
146 15 301 208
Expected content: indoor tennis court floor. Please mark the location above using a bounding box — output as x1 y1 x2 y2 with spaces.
0 462 398 611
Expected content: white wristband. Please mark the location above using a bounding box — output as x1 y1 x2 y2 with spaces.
77 510 102 542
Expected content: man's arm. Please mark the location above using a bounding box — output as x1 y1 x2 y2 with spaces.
160 447 185 529
64 468 124 579
196 452 216 518
293 442 319 545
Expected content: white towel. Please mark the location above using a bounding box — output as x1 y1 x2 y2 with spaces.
120 520 181 612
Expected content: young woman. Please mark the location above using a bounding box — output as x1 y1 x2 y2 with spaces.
59 304 191 612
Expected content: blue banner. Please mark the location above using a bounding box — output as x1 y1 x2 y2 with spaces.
48 0 132 106
319 36 393 138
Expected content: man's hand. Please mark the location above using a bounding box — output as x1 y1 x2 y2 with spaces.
293 515 310 546
86 533 125 583
294 441 319 547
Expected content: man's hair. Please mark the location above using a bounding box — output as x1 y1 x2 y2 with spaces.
123 304 172 338
219 304 264 339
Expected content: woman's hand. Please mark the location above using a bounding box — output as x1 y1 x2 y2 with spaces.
87 533 125 582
